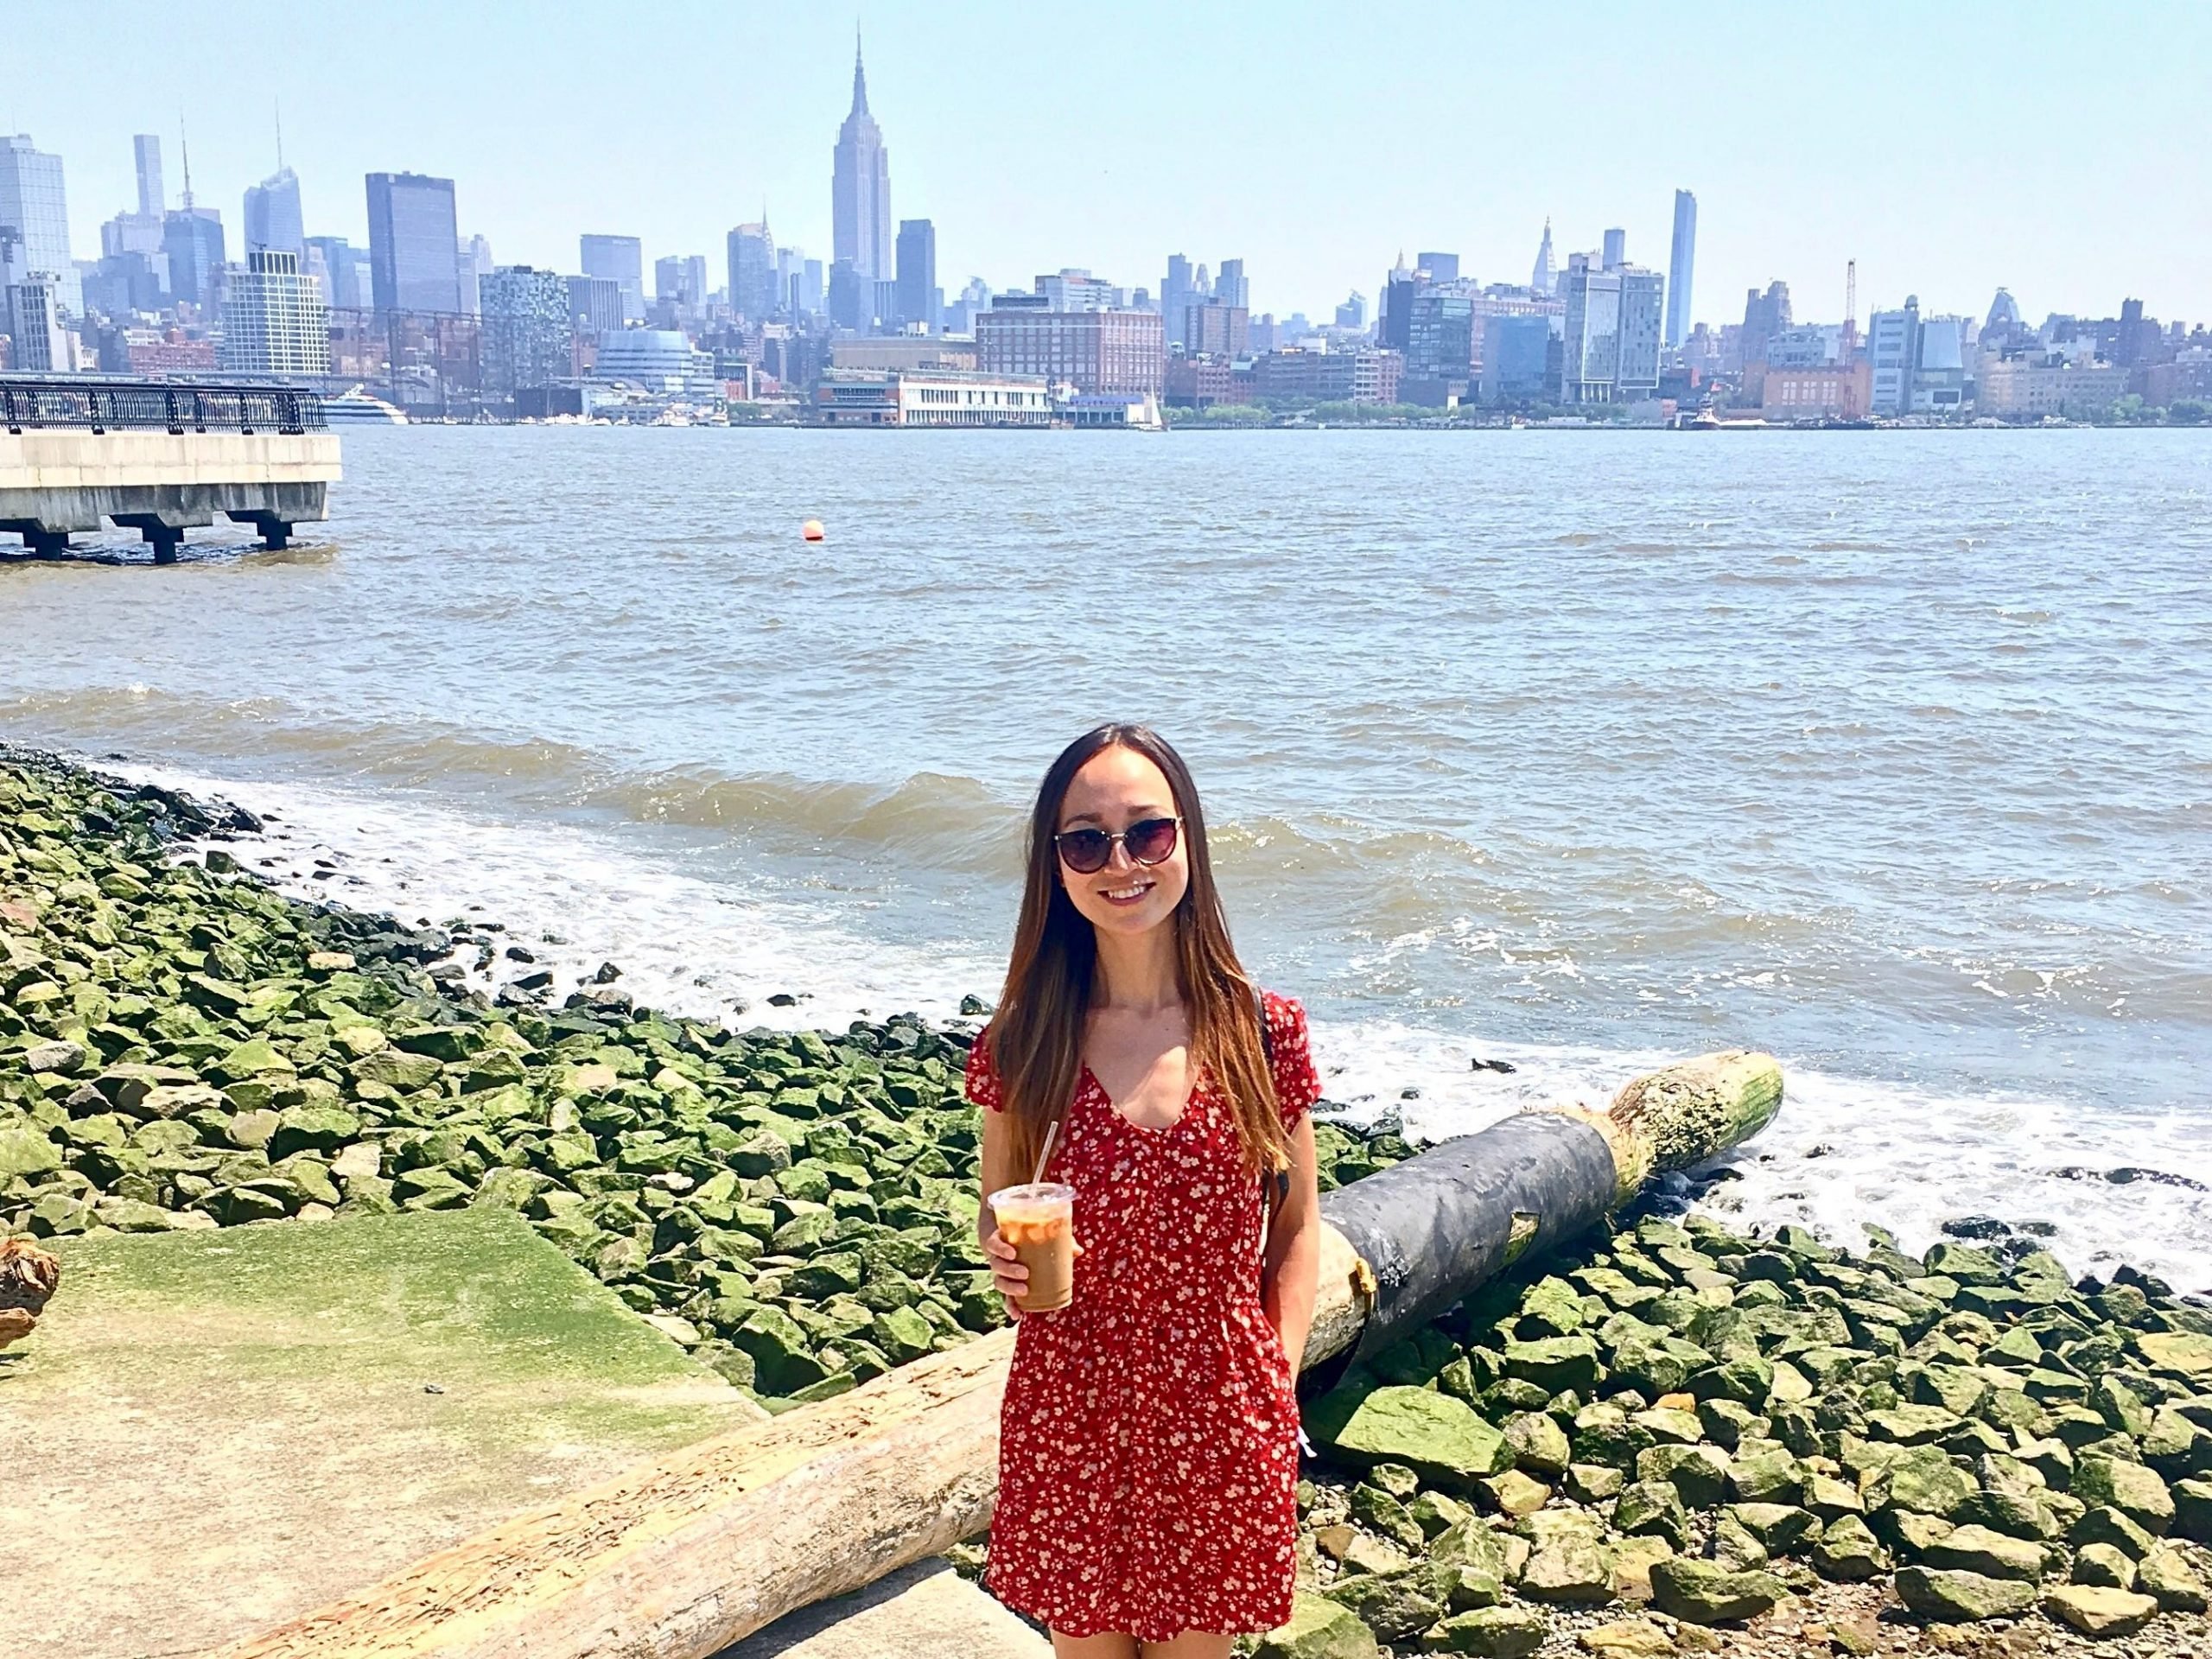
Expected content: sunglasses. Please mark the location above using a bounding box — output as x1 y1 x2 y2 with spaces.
1053 816 1182 875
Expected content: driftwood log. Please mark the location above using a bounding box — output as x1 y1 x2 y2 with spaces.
215 1049 1783 1659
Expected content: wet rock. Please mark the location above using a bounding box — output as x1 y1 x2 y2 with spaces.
1428 1604 1548 1657
1306 1386 1514 1488
1255 1592 1381 1659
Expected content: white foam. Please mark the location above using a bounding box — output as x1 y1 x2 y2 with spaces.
93 758 2212 1298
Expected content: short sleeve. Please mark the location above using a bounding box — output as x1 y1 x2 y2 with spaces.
963 1023 1005 1112
1262 992 1321 1129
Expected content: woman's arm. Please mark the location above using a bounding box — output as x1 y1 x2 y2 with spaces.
976 1088 1029 1315
1262 1113 1323 1372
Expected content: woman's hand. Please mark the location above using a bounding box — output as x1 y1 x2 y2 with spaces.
983 1228 1081 1319
984 1225 1029 1317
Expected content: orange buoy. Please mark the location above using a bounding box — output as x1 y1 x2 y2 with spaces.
802 518 826 542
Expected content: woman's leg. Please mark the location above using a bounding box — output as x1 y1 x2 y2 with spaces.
1138 1633 1236 1659
1052 1630 1141 1659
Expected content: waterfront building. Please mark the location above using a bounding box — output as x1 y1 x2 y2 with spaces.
366 172 461 315
1216 258 1249 310
1416 251 1459 284
1404 292 1474 403
162 207 226 310
832 33 893 283
1064 391 1164 429
1163 356 1244 408
1869 296 1968 417
1250 346 1402 404
3 273 70 371
1666 189 1695 347
1560 261 1664 402
244 168 304 256
1976 351 2126 420
1479 313 1558 402
1602 229 1626 271
590 328 720 399
304 235 367 310
808 367 1052 426
1531 219 1556 294
1760 360 1871 422
1335 291 1368 332
894 219 938 331
1185 300 1248 357
0 135 79 318
219 248 330 375
134 134 163 218
728 221 778 321
480 264 571 396
976 299 1164 396
581 234 645 321
566 274 625 339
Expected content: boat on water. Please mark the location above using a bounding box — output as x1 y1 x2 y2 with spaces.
321 387 409 426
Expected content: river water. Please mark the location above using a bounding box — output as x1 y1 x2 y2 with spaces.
4 425 2209 1288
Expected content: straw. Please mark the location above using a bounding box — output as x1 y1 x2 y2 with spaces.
1031 1119 1061 1186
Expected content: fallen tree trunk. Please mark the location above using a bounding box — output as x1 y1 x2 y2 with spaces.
216 1049 1782 1659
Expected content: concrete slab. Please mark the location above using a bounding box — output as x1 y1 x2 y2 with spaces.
1 1208 766 1659
717 1557 1051 1659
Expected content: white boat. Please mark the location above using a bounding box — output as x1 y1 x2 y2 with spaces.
321 387 409 425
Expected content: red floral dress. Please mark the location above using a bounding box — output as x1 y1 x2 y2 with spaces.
964 992 1322 1641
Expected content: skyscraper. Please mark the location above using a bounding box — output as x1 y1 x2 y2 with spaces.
1216 258 1249 311
305 236 368 309
219 248 330 375
1416 252 1460 283
727 221 778 321
1531 220 1556 294
895 219 937 331
162 207 226 309
581 233 645 320
366 172 461 314
0 135 79 317
1664 190 1696 347
244 168 304 256
134 134 163 218
1601 228 1626 271
831 32 893 283
656 254 709 310
1162 255 1194 348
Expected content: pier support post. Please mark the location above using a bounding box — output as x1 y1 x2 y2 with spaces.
24 528 71 558
141 524 184 564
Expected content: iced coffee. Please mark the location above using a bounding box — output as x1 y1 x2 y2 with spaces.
988 1182 1076 1313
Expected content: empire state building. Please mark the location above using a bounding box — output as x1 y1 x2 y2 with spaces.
832 34 893 283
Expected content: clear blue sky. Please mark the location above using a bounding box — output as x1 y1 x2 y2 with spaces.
18 1 2210 327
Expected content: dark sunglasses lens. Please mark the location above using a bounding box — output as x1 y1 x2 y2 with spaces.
1127 818 1179 864
1057 830 1111 873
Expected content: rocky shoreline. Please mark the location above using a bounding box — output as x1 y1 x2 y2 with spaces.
5 747 2211 1656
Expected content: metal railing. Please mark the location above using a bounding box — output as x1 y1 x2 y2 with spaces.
0 378 327 435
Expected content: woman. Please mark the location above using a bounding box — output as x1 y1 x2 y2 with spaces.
968 723 1325 1658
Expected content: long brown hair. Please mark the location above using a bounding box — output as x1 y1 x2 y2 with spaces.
988 724 1286 1183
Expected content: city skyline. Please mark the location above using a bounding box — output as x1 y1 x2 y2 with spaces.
11 1 2209 329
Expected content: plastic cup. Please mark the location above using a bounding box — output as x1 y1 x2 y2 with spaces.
988 1181 1077 1313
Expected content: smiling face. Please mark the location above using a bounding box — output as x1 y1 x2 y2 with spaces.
1055 745 1191 940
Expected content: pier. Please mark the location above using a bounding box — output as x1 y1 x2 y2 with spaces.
0 379 340 561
